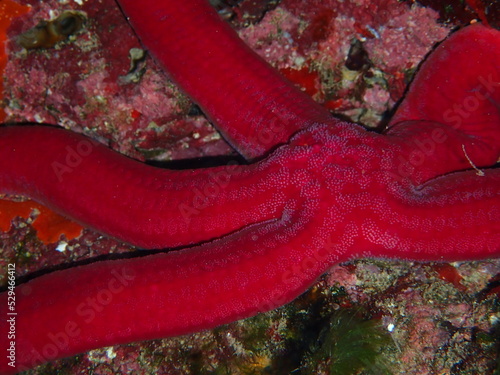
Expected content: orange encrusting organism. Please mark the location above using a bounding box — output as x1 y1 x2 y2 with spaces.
0 0 31 121
0 198 83 243
0 2 83 244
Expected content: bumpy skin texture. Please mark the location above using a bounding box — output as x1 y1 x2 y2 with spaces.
0 0 499 373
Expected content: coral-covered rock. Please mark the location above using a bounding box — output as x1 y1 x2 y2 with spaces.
1 0 498 374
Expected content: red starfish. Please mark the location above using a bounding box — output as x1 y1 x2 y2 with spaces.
1 0 499 372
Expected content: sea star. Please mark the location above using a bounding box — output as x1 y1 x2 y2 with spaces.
0 0 499 373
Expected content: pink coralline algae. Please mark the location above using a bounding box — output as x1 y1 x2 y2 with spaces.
327 260 500 374
1 0 499 374
363 5 450 71
239 0 450 125
4 0 231 160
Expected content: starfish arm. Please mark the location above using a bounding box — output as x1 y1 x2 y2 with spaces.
0 125 296 248
386 121 498 185
116 0 335 160
0 0 498 371
0 198 346 374
363 168 500 260
388 24 500 179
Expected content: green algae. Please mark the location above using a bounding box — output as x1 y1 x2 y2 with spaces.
302 308 395 375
